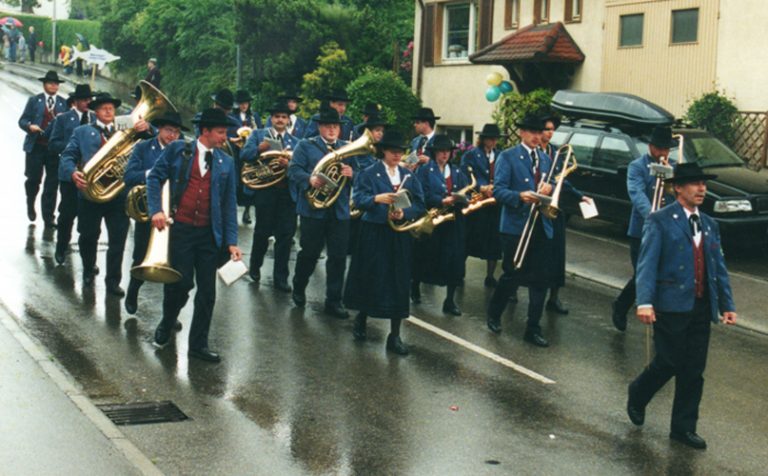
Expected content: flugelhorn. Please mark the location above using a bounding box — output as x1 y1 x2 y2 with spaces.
230 126 253 149
130 181 182 284
242 149 293 189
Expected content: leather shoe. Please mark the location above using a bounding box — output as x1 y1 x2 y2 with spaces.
292 289 306 307
324 302 349 320
173 321 183 331
670 431 707 449
124 292 138 314
386 334 409 355
249 269 260 284
546 298 569 315
242 210 252 225
54 249 66 265
188 347 221 363
352 319 367 341
442 299 462 316
106 283 125 297
627 400 645 426
612 302 627 331
523 330 550 347
274 281 292 293
487 318 502 334
27 205 36 222
82 273 95 286
153 326 171 348
484 276 497 288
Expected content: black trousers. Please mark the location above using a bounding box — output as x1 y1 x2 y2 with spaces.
77 195 129 285
29 47 35 63
487 233 548 333
615 237 642 316
250 188 297 284
293 215 349 304
629 299 712 433
25 143 59 222
161 223 218 350
128 221 152 291
55 181 79 253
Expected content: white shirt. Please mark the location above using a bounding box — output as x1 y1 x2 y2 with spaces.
287 114 297 135
96 119 114 133
683 206 702 247
386 165 401 187
45 94 56 111
196 140 211 177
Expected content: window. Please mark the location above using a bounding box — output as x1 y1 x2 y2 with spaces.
505 0 520 30
443 2 477 60
596 136 634 169
671 8 699 44
619 13 644 47
565 0 582 23
442 126 474 145
534 0 550 24
567 132 599 166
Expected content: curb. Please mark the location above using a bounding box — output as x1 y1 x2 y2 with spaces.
0 302 163 476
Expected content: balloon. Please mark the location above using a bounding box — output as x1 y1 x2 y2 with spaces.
485 86 501 102
499 80 514 93
485 72 503 87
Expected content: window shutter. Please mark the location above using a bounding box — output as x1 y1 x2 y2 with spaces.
564 0 573 22
533 0 542 24
478 0 494 49
423 4 436 67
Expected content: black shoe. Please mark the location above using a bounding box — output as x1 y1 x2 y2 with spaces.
546 298 569 315
612 302 627 332
386 334 409 355
124 289 138 315
487 318 502 334
353 319 367 341
324 302 349 319
484 276 497 288
274 281 292 293
292 288 306 307
242 210 252 225
249 269 260 284
670 431 707 450
173 321 183 331
523 330 550 347
106 283 125 297
44 219 57 229
93 265 100 275
188 347 221 363
509 293 518 304
83 272 95 286
442 299 462 316
54 249 66 265
27 204 36 222
153 326 171 348
627 399 645 426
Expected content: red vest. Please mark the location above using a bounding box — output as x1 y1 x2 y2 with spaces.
36 107 55 145
175 154 211 227
693 240 706 298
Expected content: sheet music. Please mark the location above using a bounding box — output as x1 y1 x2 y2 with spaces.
217 259 248 286
579 200 599 219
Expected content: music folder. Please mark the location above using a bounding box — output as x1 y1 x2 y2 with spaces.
579 200 599 219
218 259 248 286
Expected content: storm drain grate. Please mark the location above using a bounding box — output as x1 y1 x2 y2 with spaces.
97 401 190 426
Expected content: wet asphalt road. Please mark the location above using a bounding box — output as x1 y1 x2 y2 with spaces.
1 73 767 475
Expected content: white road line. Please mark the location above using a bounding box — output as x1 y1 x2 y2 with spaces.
407 316 556 385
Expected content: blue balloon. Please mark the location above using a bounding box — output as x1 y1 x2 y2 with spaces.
499 81 514 93
485 86 501 102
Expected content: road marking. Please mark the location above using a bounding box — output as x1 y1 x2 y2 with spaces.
407 316 556 384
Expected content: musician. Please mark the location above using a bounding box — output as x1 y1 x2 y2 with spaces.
344 130 425 355
627 163 736 450
412 135 468 316
287 106 353 319
409 107 439 170
485 114 554 347
147 108 242 363
49 84 94 265
305 90 355 140
60 93 151 293
234 89 260 225
144 58 161 89
18 70 67 225
460 124 504 287
123 111 187 315
193 89 240 141
267 92 307 139
352 102 381 140
612 126 676 331
240 102 299 292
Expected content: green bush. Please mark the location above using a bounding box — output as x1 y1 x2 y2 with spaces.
492 88 553 147
684 91 739 146
300 42 355 115
346 67 421 134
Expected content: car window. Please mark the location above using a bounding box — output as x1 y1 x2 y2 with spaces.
684 135 744 167
567 132 599 166
596 136 634 170
551 130 569 147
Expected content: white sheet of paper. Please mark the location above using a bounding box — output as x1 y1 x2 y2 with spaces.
579 200 599 219
392 190 412 210
114 115 135 131
217 259 248 286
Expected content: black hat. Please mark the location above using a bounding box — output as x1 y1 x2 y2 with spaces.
324 90 350 102
278 92 303 103
313 106 342 124
234 89 252 104
69 84 93 100
476 123 505 138
152 111 189 131
211 89 235 108
361 113 388 129
266 101 292 115
427 134 456 151
38 70 65 84
649 126 676 149
412 107 441 121
377 130 407 151
89 93 122 110
193 108 238 128
667 163 717 184
515 114 545 132
362 102 381 116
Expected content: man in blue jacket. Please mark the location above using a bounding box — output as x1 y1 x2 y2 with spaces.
267 92 307 139
147 108 242 363
305 91 355 141
612 126 677 331
627 163 736 450
287 106 353 319
18 70 68 225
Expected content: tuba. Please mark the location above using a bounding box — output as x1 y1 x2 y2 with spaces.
241 149 293 189
125 185 149 222
130 181 182 284
306 130 376 209
82 81 177 203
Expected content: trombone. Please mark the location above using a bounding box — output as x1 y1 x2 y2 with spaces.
649 134 682 212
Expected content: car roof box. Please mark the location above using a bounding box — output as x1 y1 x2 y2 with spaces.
552 90 675 127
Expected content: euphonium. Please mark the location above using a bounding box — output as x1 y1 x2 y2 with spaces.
130 181 182 284
307 129 376 209
125 185 149 222
242 150 293 189
82 81 177 203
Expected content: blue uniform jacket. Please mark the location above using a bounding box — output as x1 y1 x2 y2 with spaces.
305 115 355 141
627 153 676 238
124 137 166 187
409 134 435 162
287 136 351 220
415 160 468 209
146 140 238 248
493 144 554 238
18 93 68 152
267 115 308 139
59 124 109 183
234 111 262 130
636 201 735 322
460 146 499 187
48 109 95 159
353 161 425 224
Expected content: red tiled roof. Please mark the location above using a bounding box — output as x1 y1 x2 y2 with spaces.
469 22 585 65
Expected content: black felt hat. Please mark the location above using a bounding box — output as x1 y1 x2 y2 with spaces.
312 106 342 124
234 89 252 104
476 123 505 138
152 111 189 131
427 134 456 151
38 70 65 84
69 84 93 100
324 90 350 102
266 101 292 115
666 162 717 184
193 108 238 128
515 114 545 132
211 89 235 108
377 130 408 151
361 113 388 129
649 126 676 149
89 93 122 110
412 107 440 121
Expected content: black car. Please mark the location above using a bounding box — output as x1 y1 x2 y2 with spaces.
550 90 768 246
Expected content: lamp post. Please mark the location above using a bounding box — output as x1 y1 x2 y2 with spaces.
51 0 57 64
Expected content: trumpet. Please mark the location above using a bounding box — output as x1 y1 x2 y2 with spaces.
242 149 293 189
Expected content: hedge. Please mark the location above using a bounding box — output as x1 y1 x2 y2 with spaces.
0 10 101 58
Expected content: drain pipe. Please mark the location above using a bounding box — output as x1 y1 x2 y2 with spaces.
416 0 426 99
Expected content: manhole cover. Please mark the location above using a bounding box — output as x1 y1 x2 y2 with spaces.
97 401 189 426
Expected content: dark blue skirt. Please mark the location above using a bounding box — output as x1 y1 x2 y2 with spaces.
465 203 502 260
413 216 466 286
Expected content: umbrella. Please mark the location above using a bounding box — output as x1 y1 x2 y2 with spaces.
75 33 90 49
0 17 23 28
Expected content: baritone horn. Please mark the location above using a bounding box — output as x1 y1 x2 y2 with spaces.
82 81 177 203
242 149 293 189
130 182 182 284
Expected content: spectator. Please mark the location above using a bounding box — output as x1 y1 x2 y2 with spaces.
2 32 8 61
28 27 36 63
144 58 161 88
6 22 19 62
18 33 26 63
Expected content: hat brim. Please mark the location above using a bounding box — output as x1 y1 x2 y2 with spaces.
267 109 292 115
89 98 122 110
312 117 342 124
476 131 506 138
667 173 718 184
152 119 189 132
412 115 441 121
39 76 65 84
650 140 677 149
69 93 93 100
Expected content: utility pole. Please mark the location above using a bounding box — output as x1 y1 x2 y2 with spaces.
51 0 57 64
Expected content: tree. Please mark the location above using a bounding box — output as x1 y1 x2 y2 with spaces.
300 42 355 115
346 67 421 133
4 0 42 14
684 91 739 146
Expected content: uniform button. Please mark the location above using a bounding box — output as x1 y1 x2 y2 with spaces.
679 246 684 251
679 265 684 270
679 285 684 289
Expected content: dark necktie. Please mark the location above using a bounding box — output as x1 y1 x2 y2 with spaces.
80 112 89 125
103 125 114 139
689 214 700 236
531 149 541 185
204 151 212 170
417 136 427 154
47 96 54 111
277 134 284 147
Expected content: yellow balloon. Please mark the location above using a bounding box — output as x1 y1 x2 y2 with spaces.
486 72 503 86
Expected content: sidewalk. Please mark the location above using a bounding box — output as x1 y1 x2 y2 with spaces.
0 305 161 476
